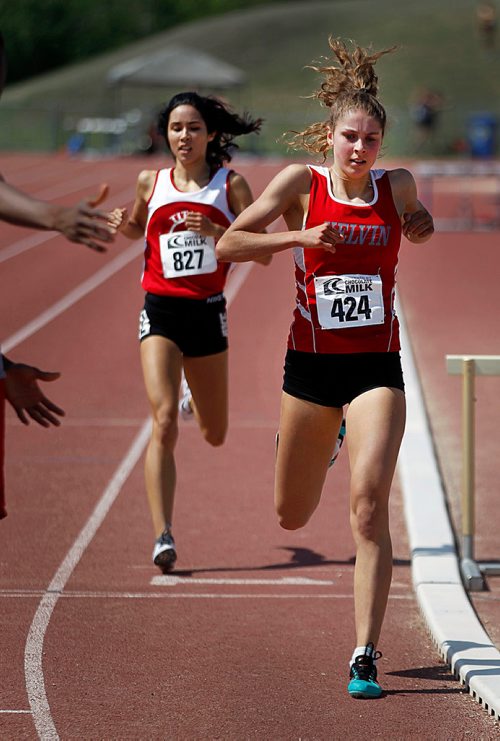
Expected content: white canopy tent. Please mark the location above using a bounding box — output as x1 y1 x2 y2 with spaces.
107 45 246 90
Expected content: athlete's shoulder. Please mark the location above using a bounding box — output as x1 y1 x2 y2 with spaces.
386 167 416 191
227 170 248 188
137 169 158 186
136 168 159 196
269 163 312 192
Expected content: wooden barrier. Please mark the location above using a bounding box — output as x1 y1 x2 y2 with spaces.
446 355 500 590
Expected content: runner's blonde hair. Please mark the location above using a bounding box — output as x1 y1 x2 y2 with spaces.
288 37 397 158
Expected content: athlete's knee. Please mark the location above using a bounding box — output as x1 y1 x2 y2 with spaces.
350 495 387 542
151 407 179 450
200 420 227 447
276 502 310 531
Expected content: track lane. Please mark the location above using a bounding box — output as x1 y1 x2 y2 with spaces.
1 154 497 739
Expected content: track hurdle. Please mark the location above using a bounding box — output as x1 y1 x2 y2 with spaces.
446 354 500 590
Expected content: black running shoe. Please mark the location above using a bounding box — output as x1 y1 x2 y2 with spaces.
348 643 383 698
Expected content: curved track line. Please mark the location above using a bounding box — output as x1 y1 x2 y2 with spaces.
22 261 254 739
24 419 151 740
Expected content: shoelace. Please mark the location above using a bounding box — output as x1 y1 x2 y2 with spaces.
351 659 377 683
159 529 174 545
351 643 382 682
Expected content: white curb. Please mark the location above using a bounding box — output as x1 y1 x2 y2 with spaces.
397 296 500 721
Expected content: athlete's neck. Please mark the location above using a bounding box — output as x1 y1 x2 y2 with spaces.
329 168 373 203
172 161 213 192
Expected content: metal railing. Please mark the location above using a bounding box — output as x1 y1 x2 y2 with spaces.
446 354 500 590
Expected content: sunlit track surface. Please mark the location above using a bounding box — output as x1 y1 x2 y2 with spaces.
0 154 497 740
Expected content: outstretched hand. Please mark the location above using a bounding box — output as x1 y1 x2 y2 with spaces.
55 183 115 252
5 364 65 427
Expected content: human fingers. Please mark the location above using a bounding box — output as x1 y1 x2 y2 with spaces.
26 393 64 426
14 406 29 425
106 208 127 234
33 369 61 382
314 222 343 251
26 405 59 427
185 212 203 228
86 183 109 208
78 239 108 253
403 211 433 237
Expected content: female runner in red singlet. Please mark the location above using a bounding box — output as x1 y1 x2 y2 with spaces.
109 92 270 573
217 38 434 699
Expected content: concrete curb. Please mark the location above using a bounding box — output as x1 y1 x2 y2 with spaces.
397 297 500 721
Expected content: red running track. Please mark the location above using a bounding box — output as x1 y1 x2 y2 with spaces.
0 154 497 739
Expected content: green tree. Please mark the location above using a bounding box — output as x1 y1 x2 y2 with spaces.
0 0 282 84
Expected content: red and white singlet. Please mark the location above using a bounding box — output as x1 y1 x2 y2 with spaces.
288 165 402 354
142 167 234 299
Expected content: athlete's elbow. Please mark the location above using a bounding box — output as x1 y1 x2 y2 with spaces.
215 236 232 261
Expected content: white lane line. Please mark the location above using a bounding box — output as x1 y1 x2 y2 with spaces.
21 258 254 740
151 575 334 586
0 232 55 265
24 419 151 741
0 709 32 714
224 261 253 304
4 589 415 601
3 241 143 352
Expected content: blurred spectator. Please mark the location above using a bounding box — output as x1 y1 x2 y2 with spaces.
136 118 165 156
66 132 86 156
410 88 444 153
477 2 497 49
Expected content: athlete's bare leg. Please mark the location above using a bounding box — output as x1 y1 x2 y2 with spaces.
183 350 228 447
275 391 344 530
141 335 183 537
346 386 406 647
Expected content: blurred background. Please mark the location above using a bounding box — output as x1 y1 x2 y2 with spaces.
0 0 499 160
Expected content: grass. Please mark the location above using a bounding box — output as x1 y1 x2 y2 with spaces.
1 0 498 157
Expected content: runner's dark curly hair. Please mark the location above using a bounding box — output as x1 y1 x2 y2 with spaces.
158 92 262 168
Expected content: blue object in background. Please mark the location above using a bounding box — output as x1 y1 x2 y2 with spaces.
468 113 497 157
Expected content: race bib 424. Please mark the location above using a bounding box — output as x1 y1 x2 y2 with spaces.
313 273 385 329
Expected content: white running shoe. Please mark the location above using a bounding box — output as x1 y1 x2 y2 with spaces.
152 528 177 573
178 374 194 421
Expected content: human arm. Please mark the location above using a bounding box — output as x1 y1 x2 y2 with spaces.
390 168 434 243
0 179 114 252
225 172 271 266
108 170 155 240
216 164 342 262
184 172 272 265
2 355 64 427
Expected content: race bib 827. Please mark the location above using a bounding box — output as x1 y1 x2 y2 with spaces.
313 273 385 329
159 230 217 278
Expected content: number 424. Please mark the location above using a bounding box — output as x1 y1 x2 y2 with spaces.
330 295 372 322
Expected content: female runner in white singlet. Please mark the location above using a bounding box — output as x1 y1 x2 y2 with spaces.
217 38 434 699
109 92 270 574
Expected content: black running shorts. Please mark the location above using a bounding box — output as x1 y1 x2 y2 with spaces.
138 292 228 357
283 349 405 408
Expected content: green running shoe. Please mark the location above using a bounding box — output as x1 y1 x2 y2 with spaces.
329 418 346 468
348 643 383 699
